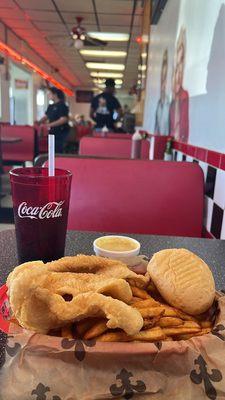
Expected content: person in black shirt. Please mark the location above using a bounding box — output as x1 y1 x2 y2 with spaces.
38 87 70 153
90 79 122 131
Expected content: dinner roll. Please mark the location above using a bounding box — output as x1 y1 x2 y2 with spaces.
147 248 215 315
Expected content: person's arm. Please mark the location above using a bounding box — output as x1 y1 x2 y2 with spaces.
114 98 122 121
37 115 48 125
47 116 68 128
116 107 123 120
90 106 96 121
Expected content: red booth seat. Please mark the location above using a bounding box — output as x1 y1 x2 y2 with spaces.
54 158 204 237
79 137 150 159
93 132 131 139
1 125 36 163
76 125 92 140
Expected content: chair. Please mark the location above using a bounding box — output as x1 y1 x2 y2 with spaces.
79 137 150 159
1 125 36 164
54 157 204 237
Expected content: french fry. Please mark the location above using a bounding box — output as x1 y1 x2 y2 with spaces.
162 326 201 337
83 319 108 340
162 306 180 318
130 296 142 304
132 298 159 309
143 316 161 329
176 310 198 322
146 281 158 293
162 305 197 322
130 286 151 300
61 325 73 339
176 328 212 340
182 321 201 329
76 318 99 337
131 326 166 342
139 306 165 319
96 331 132 342
200 320 212 329
159 317 183 328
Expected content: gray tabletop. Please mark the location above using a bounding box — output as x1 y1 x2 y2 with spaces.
0 229 225 289
1 229 225 369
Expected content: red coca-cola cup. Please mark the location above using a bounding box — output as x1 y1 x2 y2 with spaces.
10 167 72 263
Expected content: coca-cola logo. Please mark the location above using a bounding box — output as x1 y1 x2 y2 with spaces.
18 201 65 220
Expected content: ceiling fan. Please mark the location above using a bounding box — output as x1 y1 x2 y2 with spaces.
71 17 108 49
47 17 107 49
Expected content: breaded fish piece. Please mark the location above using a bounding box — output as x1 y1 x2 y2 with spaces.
36 291 143 334
8 258 143 334
46 254 148 288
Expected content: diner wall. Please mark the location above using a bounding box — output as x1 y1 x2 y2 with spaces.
0 20 71 122
143 0 225 153
171 142 225 240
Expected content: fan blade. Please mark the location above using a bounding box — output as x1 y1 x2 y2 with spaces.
84 36 108 47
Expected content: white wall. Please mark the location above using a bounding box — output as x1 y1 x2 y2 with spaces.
144 0 225 152
9 62 33 125
68 96 91 120
0 20 72 123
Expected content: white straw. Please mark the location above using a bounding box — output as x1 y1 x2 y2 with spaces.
48 134 55 177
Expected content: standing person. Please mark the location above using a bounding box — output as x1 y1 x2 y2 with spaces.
90 79 122 131
38 87 70 153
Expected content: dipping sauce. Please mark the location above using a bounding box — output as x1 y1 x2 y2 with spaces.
95 236 138 252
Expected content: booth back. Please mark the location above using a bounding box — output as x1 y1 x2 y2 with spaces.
92 132 131 139
1 125 36 163
54 157 204 237
79 137 150 159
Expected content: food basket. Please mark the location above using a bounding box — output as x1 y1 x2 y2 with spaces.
1 284 225 400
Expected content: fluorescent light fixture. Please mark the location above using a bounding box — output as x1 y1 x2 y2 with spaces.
141 52 147 58
80 49 127 57
95 83 105 89
138 64 147 71
88 32 129 42
137 79 141 84
93 78 105 84
93 78 123 85
90 72 123 78
86 62 125 71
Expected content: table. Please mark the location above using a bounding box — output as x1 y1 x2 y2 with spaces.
1 229 225 369
0 229 225 288
0 137 22 144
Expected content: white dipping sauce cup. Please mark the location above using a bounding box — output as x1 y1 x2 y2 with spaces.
93 235 140 259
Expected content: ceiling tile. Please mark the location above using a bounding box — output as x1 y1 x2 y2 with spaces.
96 0 133 14
55 0 93 12
34 21 67 32
99 14 131 26
3 18 33 29
0 8 24 18
0 0 14 8
26 10 61 22
16 0 55 10
99 25 130 33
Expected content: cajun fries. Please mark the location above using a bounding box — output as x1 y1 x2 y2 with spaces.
52 283 216 343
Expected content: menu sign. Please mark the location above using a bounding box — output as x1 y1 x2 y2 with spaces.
15 79 28 89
